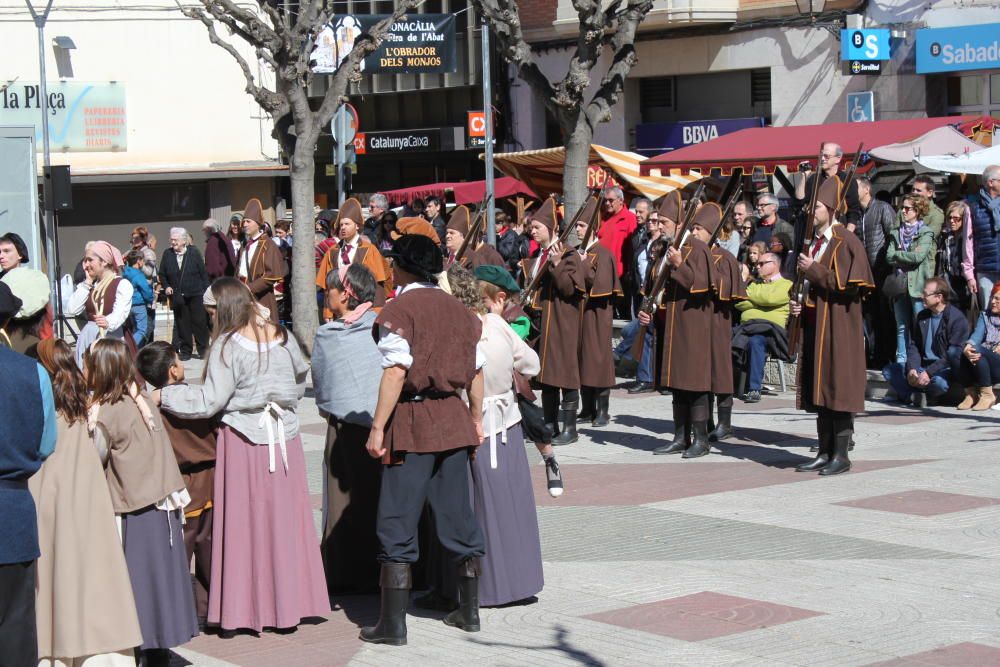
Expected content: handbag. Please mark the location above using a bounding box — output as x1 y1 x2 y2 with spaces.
513 371 552 444
881 269 908 300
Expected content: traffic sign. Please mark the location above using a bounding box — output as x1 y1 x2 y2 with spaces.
847 91 875 123
331 104 359 144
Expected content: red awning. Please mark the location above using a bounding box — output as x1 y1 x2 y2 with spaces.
639 116 995 176
380 176 537 207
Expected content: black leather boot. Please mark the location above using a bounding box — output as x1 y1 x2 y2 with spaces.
796 414 832 472
682 394 712 458
592 389 611 427
654 395 688 455
360 563 411 646
551 399 579 445
542 388 560 439
819 414 853 476
443 558 481 632
708 394 733 442
577 386 596 422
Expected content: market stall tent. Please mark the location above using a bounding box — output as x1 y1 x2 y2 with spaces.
913 143 1000 175
868 126 985 165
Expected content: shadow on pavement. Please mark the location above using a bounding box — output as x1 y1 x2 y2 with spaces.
711 441 814 468
330 594 380 627
468 623 607 666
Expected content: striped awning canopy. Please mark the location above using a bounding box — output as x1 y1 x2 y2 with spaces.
491 144 701 201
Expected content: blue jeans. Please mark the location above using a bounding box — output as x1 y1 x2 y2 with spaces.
892 295 925 363
615 318 654 383
882 355 956 402
130 304 148 347
747 334 768 391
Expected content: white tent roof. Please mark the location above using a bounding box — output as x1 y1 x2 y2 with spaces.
913 142 1000 175
869 126 984 165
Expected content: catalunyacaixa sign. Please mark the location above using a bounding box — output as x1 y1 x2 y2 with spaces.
311 14 457 75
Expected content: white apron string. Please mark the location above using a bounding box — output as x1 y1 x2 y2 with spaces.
482 394 510 470
258 402 289 473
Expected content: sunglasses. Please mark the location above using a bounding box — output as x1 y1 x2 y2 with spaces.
947 216 963 222
756 260 774 266
901 205 915 211
921 291 942 297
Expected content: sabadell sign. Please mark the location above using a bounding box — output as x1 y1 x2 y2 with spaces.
916 23 1000 74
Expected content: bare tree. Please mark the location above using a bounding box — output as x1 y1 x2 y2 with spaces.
179 0 416 350
472 0 653 218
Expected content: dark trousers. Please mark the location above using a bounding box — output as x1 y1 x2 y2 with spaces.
747 334 768 392
953 344 1000 387
377 448 485 565
0 560 37 666
183 508 213 619
173 295 210 357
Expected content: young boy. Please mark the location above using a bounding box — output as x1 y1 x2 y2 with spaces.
136 341 217 627
124 250 155 346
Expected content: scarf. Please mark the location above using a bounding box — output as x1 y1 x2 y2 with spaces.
899 220 923 251
985 312 1000 351
90 272 117 333
981 188 1000 233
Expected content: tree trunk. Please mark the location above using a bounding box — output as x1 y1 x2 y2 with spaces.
563 112 593 243
289 138 320 354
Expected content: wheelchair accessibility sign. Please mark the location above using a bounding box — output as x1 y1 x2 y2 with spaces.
847 92 875 123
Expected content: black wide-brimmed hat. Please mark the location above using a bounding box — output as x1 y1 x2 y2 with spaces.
385 234 443 281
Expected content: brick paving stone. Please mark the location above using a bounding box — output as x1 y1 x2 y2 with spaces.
865 642 1000 666
835 490 1000 517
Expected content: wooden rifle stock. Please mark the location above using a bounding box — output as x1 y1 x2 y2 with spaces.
453 194 494 263
670 181 706 251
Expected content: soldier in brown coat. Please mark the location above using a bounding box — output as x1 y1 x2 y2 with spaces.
315 198 390 318
790 176 874 476
236 198 286 324
444 206 506 270
574 198 622 427
704 204 748 447
519 196 585 445
647 203 719 458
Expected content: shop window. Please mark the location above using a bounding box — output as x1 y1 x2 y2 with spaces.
946 75 981 107
992 74 1000 105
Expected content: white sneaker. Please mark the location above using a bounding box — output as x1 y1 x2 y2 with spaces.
545 457 564 498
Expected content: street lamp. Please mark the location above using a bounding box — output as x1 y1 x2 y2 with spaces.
52 35 76 78
795 0 827 22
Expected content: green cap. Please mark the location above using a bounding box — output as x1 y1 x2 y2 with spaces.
474 264 520 294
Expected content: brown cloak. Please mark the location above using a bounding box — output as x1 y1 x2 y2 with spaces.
239 235 286 324
797 224 875 413
710 247 748 394
466 243 506 270
579 242 622 388
659 237 717 392
519 249 584 389
315 237 390 318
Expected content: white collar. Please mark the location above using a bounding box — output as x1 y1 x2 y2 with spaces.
398 281 439 295
342 234 361 248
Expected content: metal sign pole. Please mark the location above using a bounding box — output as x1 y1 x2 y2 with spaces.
481 17 496 246
335 107 347 207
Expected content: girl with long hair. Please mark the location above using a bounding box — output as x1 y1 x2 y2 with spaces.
30 339 143 666
156 277 328 632
86 338 198 666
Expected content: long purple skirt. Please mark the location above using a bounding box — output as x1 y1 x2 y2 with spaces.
209 426 330 631
121 506 199 650
470 423 544 606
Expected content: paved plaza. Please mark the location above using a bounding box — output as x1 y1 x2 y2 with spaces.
172 368 1000 667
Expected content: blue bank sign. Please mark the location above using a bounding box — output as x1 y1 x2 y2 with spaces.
635 117 764 155
840 29 891 61
916 24 1000 74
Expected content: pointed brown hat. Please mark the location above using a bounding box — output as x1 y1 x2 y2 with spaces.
657 190 683 223
530 196 559 231
572 195 600 228
816 175 844 216
391 216 440 243
243 198 264 224
446 205 472 236
692 201 723 237
336 197 363 226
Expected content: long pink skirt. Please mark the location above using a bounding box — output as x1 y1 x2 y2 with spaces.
209 426 330 631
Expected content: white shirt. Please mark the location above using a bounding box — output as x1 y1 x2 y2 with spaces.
337 234 362 268
66 278 134 332
531 240 560 280
239 233 264 279
810 224 836 263
377 282 486 370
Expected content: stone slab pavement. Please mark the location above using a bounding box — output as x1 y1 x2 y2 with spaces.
167 360 1000 667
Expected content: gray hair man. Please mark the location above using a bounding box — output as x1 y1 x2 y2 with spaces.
795 141 861 231
750 193 795 248
365 193 390 243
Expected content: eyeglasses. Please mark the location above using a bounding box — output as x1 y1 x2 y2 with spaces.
820 153 839 160
901 205 915 211
756 203 775 209
756 260 774 267
921 291 941 297
947 215 963 222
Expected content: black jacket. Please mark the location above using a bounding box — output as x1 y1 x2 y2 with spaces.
496 227 529 274
158 246 210 298
906 304 970 377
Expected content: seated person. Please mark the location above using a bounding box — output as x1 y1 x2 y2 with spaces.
882 277 969 407
732 252 792 403
951 282 1000 411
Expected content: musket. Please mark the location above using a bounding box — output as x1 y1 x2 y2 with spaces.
786 143 863 358
669 180 707 251
577 168 613 250
453 193 494 264
519 170 611 306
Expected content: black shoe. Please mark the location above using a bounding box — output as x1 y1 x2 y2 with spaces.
797 416 832 472
682 420 711 458
592 391 610 427
551 401 579 446
544 456 564 498
443 559 481 633
658 388 671 395
819 423 853 476
743 390 761 403
910 393 927 409
708 404 732 442
412 590 458 612
654 400 688 455
178 353 192 362
360 563 411 646
628 382 654 394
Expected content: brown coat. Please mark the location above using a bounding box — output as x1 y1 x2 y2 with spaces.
659 238 717 392
97 395 186 514
466 243 506 270
519 249 585 389
315 237 390 317
375 287 482 459
797 225 874 413
710 248 747 394
579 242 621 388
238 235 286 324
159 407 216 514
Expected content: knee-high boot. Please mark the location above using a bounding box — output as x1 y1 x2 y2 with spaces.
578 386 596 422
708 394 733 442
796 412 833 472
443 558 481 632
592 388 611 427
360 562 411 646
654 391 689 454
552 393 579 446
683 393 712 459
542 387 560 437
819 413 853 476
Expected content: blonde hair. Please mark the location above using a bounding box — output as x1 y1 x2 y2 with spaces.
447 264 486 314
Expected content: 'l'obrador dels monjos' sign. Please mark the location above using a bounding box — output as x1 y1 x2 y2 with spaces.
311 14 457 75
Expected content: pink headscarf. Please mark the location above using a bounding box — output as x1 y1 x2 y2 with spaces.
90 241 124 272
338 265 372 324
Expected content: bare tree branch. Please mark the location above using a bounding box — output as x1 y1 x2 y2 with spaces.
584 0 652 125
